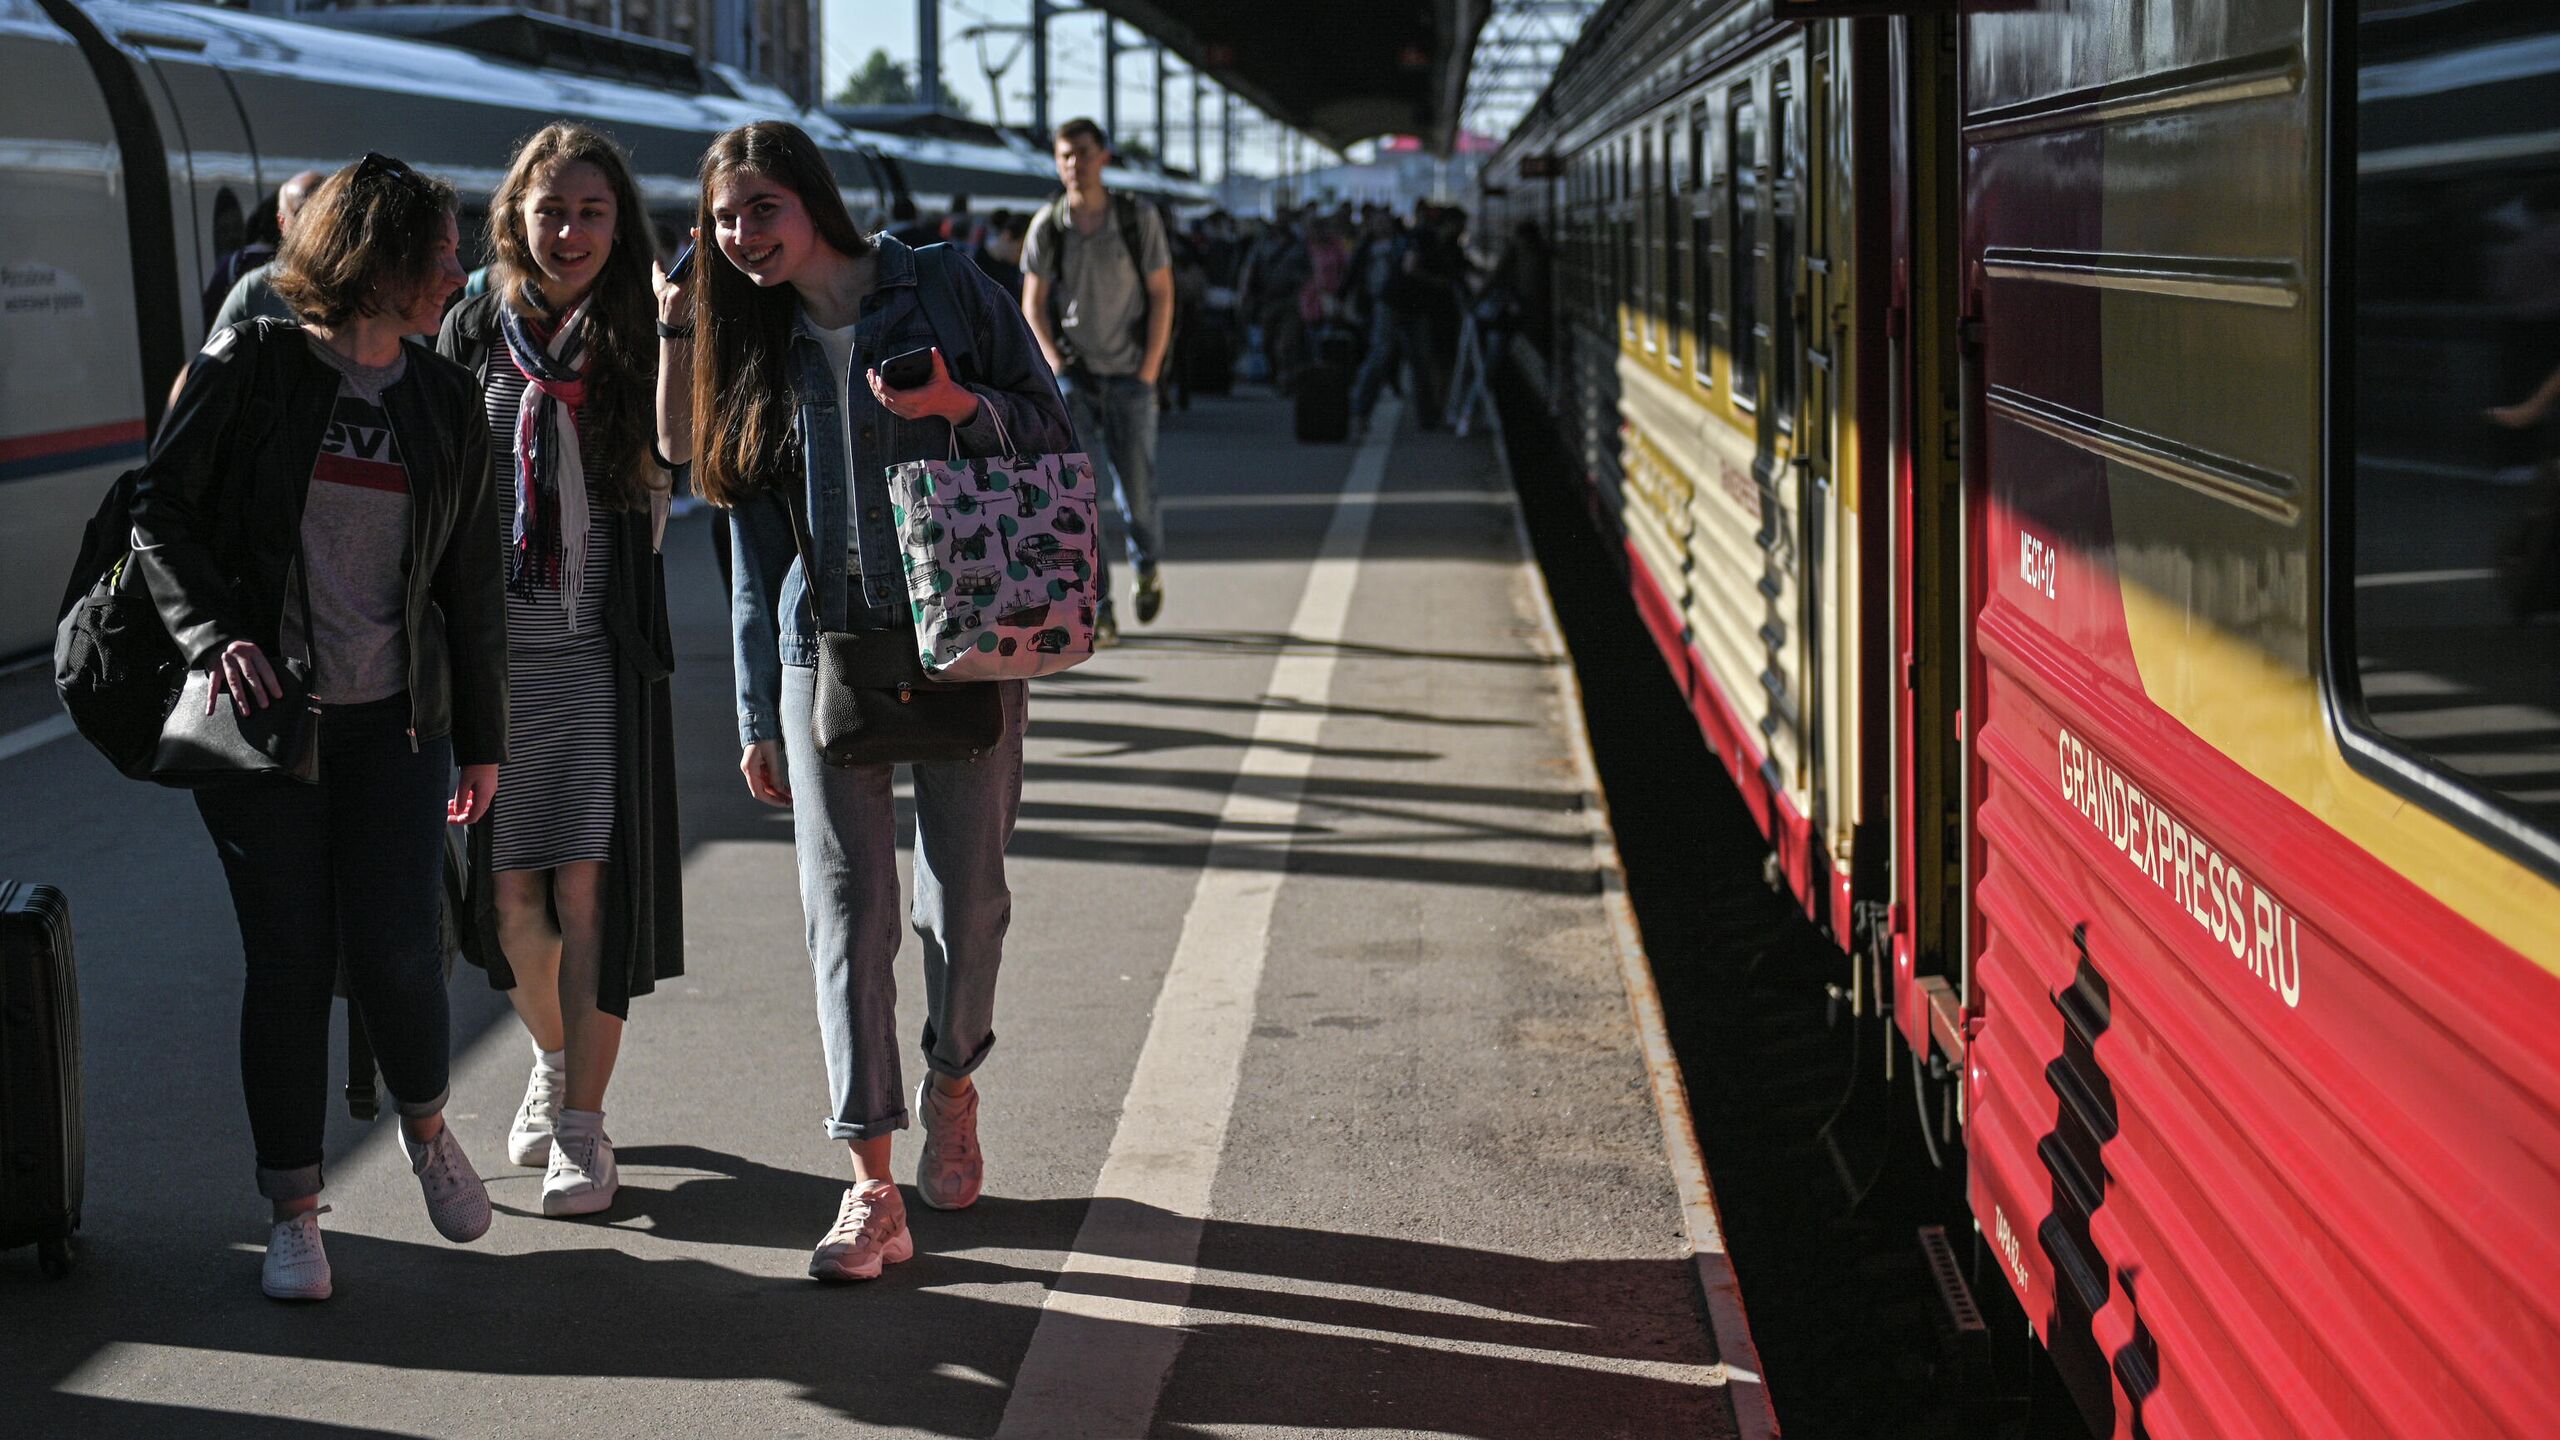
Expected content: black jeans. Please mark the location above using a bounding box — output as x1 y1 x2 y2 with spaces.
194 696 453 1201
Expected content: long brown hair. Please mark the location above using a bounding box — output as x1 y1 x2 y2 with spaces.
270 155 457 327
486 123 658 511
689 121 874 507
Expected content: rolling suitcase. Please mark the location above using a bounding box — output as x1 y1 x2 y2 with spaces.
1295 362 1352 443
0 882 80 1277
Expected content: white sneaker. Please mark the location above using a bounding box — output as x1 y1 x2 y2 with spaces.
262 1205 333 1301
507 1062 563 1167
405 1125 492 1243
807 1180 915 1282
542 1122 619 1217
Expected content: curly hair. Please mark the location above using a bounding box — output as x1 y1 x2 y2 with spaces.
269 155 457 328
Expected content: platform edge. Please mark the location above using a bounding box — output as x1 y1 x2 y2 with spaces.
1485 398 1783 1440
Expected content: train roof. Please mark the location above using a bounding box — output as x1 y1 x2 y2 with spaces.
59 0 1225 212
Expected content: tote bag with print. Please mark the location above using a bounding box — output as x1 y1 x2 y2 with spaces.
890 446 1100 680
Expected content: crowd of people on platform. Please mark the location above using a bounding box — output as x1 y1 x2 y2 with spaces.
855 193 1550 441
110 111 1539 1307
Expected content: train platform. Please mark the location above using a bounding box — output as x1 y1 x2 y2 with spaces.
0 390 1755 1437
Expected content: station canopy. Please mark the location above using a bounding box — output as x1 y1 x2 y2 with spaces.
1085 1 1490 154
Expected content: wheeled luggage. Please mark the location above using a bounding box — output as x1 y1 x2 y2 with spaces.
1295 361 1353 443
1186 313 1237 396
0 882 81 1277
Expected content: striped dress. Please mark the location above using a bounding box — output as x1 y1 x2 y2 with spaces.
480 360 620 872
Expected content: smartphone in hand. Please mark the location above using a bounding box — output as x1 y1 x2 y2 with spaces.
879 346 935 390
666 239 695 283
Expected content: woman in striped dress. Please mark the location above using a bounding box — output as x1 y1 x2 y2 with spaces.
437 123 681 1218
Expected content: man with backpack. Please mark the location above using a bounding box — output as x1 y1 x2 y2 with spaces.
1022 118 1175 640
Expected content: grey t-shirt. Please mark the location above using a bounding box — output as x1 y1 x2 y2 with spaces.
210 260 295 336
289 337 412 704
1022 195 1170 378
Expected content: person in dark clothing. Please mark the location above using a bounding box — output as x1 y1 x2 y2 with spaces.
973 209 1029 302
130 153 507 1302
435 122 683 1222
1349 209 1437 433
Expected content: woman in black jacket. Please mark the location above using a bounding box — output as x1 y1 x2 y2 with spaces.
130 154 507 1301
435 123 682 1220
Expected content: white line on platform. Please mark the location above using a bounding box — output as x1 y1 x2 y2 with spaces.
1490 400 1781 1440
2353 566 2498 588
1159 488 1508 510
0 713 74 764
991 401 1402 1440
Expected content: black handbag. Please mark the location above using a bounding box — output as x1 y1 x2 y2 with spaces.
149 557 322 788
778 480 1003 768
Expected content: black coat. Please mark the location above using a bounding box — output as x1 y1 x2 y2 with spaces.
130 318 508 763
435 292 683 1017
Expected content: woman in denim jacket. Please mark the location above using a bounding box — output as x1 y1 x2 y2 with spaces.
658 122 1072 1281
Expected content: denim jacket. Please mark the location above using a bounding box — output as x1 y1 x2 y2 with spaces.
731 235 1075 746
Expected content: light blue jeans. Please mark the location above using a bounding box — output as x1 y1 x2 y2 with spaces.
781 664 1027 1139
1063 373 1162 596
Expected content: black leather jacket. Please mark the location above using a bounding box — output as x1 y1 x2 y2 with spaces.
129 318 508 764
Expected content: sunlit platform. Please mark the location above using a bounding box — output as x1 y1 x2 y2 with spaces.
0 388 1745 1437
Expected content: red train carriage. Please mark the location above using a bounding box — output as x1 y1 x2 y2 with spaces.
1482 1 2560 1434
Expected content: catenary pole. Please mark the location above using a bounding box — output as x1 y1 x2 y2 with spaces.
917 0 941 112
1101 17 1119 140
1154 42 1168 167
1030 0 1050 138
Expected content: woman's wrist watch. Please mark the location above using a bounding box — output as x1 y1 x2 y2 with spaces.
656 319 694 341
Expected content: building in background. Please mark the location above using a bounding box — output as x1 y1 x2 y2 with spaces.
246 0 821 107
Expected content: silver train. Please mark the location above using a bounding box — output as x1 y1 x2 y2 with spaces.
0 0 1207 659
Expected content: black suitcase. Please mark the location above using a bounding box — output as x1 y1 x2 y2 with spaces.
1186 315 1236 396
0 882 80 1277
1295 363 1352 443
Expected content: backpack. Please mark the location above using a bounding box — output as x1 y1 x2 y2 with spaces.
1035 193 1155 371
54 323 286 778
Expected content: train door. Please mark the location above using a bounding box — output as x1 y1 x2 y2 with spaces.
1888 12 1969 1061
0 0 164 659
113 33 259 351
1797 26 1860 940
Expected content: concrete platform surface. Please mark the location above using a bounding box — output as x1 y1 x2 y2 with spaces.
0 393 1733 1438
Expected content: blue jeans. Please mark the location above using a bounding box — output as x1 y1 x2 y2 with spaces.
193 696 454 1201
1063 374 1161 599
781 665 1026 1139
1351 303 1441 423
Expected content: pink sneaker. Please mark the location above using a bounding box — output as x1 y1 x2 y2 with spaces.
915 1079 983 1211
807 1180 915 1281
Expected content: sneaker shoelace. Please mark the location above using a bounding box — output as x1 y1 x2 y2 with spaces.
517 1070 562 1128
824 1189 893 1249
927 1091 978 1162
273 1205 332 1264
419 1134 469 1199
554 1129 605 1181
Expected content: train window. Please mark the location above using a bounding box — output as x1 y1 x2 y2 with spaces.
1642 126 1659 352
1622 136 1638 342
1774 66 1800 431
1667 118 1687 371
1730 88 1761 410
2338 1 2560 866
1693 104 1715 390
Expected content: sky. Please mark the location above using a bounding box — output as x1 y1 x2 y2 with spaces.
818 0 1340 178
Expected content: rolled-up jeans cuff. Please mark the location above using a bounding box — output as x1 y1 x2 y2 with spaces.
256 1163 325 1203
394 1087 448 1123
922 1026 997 1081
822 1109 909 1142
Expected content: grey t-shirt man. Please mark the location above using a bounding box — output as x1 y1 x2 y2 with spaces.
210 260 295 336
1021 197 1170 378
